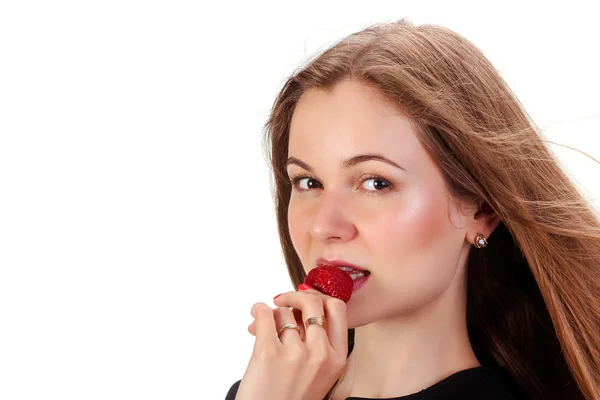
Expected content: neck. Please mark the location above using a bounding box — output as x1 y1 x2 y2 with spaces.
331 282 480 399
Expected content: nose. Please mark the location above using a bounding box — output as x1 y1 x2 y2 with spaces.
309 191 357 243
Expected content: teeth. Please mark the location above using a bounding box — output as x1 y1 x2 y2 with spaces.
349 272 365 280
334 266 369 278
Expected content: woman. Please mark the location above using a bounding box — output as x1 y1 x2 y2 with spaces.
225 19 600 400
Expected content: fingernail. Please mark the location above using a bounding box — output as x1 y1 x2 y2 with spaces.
298 283 313 291
273 293 282 300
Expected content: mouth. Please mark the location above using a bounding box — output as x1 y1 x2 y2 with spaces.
337 266 371 281
316 258 371 281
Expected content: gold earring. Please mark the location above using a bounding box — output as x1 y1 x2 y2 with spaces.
474 233 488 248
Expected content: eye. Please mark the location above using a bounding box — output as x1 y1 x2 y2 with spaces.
289 175 322 190
361 176 391 191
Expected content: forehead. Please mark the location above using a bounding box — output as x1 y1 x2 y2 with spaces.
288 80 422 164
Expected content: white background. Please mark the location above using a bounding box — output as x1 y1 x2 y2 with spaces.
1 1 599 399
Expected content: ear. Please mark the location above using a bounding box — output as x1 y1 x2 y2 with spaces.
466 210 501 245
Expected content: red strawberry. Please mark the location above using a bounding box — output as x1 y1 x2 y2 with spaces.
303 266 354 303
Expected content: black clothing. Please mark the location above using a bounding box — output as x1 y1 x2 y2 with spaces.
224 365 521 399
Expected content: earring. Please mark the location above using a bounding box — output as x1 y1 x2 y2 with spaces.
473 233 488 248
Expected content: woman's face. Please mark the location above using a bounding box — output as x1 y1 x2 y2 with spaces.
286 79 474 328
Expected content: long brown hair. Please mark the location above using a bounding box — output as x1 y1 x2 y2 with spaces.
261 19 600 400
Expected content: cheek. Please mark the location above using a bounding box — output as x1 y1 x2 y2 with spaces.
374 189 449 251
287 203 309 260
368 189 466 305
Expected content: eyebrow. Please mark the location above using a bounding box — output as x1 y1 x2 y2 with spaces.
286 153 406 172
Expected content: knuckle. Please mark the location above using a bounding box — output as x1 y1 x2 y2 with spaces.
308 345 330 366
326 297 346 312
330 353 347 370
251 302 266 316
305 294 323 307
285 347 307 364
256 305 273 319
277 306 293 317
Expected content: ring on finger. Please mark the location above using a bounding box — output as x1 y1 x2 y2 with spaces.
304 315 326 331
277 323 300 340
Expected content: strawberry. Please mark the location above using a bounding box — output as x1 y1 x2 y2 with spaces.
303 266 354 303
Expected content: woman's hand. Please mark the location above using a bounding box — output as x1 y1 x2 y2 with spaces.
235 286 349 400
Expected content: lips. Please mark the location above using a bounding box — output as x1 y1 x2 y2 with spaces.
316 258 369 273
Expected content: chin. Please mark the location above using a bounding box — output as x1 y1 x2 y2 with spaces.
344 300 418 330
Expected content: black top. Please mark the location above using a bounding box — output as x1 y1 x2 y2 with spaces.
224 365 521 399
